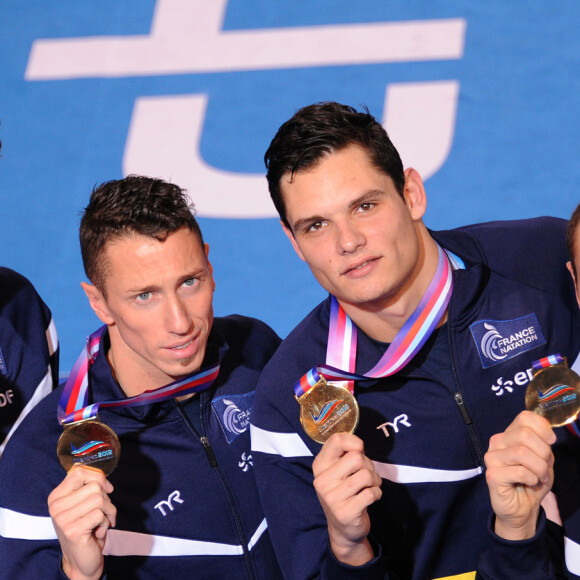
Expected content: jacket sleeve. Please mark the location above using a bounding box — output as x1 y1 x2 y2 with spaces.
0 394 69 579
477 509 568 579
0 267 59 455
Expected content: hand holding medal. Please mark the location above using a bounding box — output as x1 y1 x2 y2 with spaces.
525 354 580 426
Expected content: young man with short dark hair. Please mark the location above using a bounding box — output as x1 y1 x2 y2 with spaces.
251 102 580 579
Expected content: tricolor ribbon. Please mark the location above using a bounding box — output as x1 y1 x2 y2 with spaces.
532 354 564 373
58 325 220 425
295 244 464 399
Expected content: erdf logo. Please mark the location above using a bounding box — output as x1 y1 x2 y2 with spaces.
491 367 534 396
0 390 14 407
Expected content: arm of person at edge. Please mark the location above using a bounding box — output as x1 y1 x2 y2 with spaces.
47 466 117 580
312 432 383 566
484 410 555 541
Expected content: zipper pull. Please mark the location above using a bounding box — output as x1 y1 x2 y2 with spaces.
454 392 473 425
200 436 218 468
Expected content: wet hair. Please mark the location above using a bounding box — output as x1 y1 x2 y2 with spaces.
80 175 203 292
264 102 405 229
567 202 580 278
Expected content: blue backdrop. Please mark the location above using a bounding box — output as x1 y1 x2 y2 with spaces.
1 0 579 372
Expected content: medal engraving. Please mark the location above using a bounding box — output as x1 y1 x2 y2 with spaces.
57 418 121 476
526 365 580 427
298 376 359 444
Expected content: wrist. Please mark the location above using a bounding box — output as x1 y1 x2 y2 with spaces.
329 536 375 567
62 556 103 580
493 510 539 541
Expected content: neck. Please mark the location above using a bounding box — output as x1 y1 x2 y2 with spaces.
106 347 147 398
340 231 442 343
106 329 186 397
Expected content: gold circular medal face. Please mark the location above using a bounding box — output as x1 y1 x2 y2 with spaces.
298 379 359 444
525 365 580 427
57 419 121 476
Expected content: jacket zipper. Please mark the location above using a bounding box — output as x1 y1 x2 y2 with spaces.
453 392 472 425
199 435 218 467
447 317 487 469
176 399 256 580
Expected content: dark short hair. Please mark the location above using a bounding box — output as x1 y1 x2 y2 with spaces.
567 202 580 278
264 102 406 229
80 175 204 292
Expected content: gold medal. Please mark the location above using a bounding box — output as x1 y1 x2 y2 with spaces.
57 417 121 476
525 364 580 427
297 376 359 444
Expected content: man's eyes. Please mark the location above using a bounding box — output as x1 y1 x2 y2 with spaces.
306 221 326 232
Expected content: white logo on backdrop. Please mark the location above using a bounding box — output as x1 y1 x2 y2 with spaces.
26 0 465 217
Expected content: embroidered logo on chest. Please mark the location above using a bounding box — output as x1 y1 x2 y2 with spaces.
211 391 254 443
154 490 184 516
470 314 545 369
376 414 412 438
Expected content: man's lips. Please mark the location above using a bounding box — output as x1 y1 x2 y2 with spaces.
165 335 199 358
342 257 379 276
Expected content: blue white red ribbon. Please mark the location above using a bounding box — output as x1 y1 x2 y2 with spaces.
532 354 564 373
295 244 464 399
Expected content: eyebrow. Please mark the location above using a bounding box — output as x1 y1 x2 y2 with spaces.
291 189 386 233
126 284 160 295
292 214 326 234
347 189 385 210
125 270 205 295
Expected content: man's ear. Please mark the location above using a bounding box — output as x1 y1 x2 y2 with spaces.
281 220 306 262
566 261 580 309
403 168 427 221
81 282 115 325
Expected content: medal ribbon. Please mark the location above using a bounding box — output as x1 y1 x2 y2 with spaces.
58 325 220 424
326 296 357 392
295 244 464 398
532 353 564 373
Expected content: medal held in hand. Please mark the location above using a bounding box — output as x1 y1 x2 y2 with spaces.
525 354 580 427
57 417 121 475
297 376 359 444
